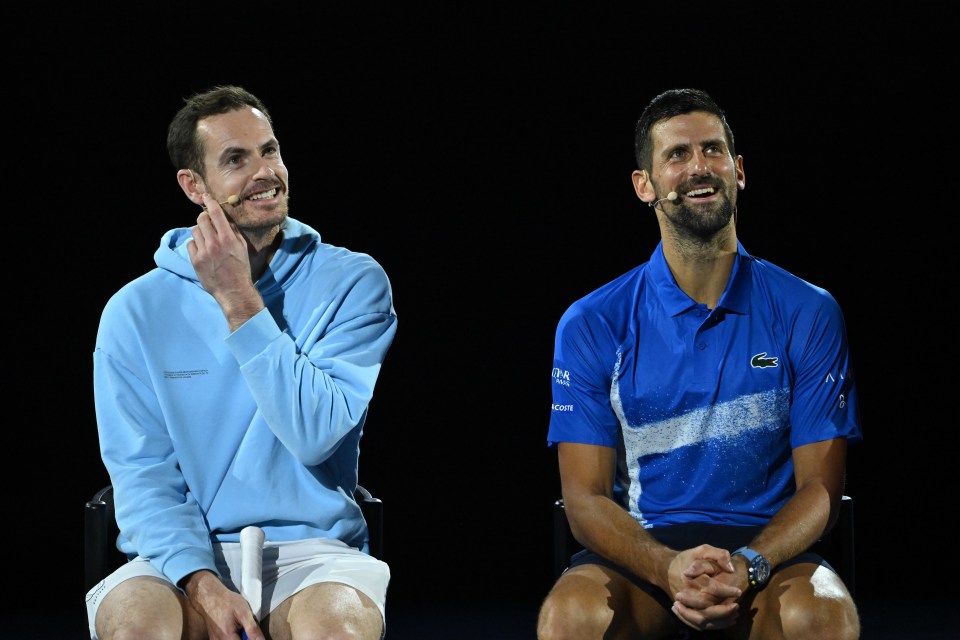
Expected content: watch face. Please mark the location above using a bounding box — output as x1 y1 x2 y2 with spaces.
753 557 771 585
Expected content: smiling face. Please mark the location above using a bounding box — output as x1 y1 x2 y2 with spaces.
635 111 745 240
195 106 290 233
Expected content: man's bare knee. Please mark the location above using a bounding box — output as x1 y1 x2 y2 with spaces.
779 594 860 640
96 577 187 640
278 582 383 640
537 577 615 640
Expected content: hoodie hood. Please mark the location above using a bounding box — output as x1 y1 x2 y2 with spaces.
154 217 320 289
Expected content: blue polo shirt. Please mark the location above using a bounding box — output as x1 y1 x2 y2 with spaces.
547 241 861 528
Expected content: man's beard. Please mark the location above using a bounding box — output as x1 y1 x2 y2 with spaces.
240 204 288 234
236 187 290 234
666 194 735 241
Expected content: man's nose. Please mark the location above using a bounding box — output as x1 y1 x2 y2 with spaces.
689 149 709 175
253 160 277 180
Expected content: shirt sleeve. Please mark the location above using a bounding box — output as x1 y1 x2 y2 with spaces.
786 288 862 448
546 302 621 449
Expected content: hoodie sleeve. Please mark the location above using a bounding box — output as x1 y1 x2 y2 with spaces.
94 324 222 585
225 257 397 465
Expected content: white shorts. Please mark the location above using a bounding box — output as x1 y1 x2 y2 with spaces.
85 537 390 639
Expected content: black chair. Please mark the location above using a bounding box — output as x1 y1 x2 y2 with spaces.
84 483 384 591
553 494 855 598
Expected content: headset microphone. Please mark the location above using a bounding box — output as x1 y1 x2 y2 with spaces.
649 191 678 210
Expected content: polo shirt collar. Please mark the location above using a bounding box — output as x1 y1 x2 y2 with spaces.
648 240 753 316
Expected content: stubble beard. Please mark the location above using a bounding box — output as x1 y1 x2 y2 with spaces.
236 185 290 235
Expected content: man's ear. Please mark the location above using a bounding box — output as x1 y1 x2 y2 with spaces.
631 170 656 205
177 169 206 206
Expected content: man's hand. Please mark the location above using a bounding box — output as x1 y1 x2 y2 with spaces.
667 544 742 631
187 193 264 330
181 570 265 639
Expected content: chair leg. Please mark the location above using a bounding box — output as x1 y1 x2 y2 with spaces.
84 496 110 590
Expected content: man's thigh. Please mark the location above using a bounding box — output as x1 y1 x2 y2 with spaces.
87 558 203 639
735 560 859 640
265 581 383 640
94 575 202 639
547 563 680 639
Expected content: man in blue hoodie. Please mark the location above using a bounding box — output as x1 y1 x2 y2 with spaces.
86 85 398 640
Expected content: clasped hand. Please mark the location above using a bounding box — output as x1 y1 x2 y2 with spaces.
668 544 743 631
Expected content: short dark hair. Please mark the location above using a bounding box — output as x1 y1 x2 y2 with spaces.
633 88 735 172
166 85 273 177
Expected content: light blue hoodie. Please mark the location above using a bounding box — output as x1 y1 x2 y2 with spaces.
93 217 397 587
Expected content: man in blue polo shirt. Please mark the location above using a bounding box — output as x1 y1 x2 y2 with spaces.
537 89 861 640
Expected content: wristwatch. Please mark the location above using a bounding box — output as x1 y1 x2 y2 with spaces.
731 546 771 590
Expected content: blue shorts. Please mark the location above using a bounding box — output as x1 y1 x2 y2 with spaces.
567 522 832 612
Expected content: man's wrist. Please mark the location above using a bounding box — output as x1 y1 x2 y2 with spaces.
179 569 219 598
731 546 771 590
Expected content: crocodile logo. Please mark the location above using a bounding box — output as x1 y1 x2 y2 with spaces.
751 352 779 368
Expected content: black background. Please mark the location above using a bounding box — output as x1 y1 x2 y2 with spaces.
12 5 949 638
